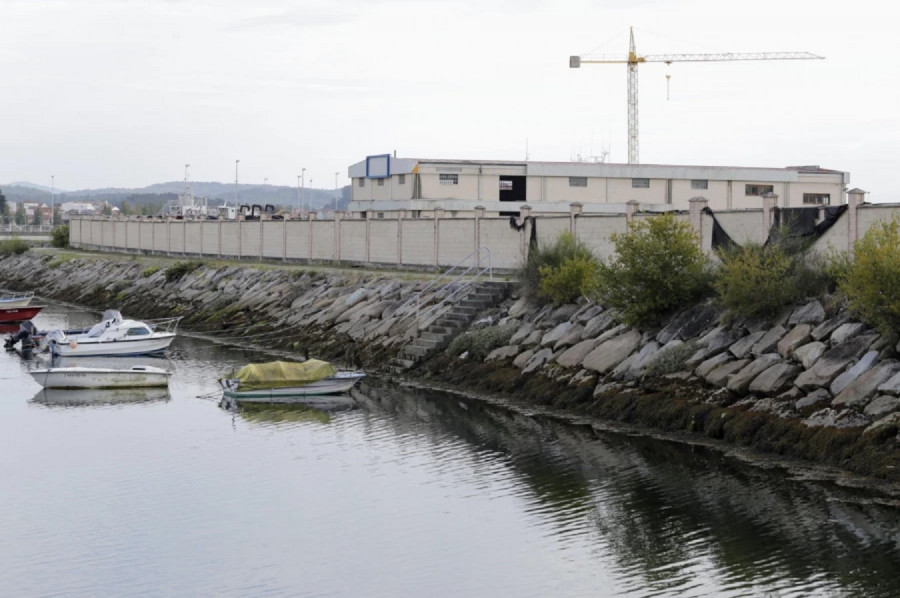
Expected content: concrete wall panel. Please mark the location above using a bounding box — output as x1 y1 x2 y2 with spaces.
340 220 367 262
370 219 399 264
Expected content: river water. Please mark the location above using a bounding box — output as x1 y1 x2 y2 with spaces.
1 302 899 597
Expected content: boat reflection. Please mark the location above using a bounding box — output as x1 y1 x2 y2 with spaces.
219 393 358 425
30 386 171 408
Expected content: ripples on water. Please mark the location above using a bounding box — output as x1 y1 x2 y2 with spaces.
0 303 898 597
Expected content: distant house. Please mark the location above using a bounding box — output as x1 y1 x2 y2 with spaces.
60 201 98 221
348 154 849 217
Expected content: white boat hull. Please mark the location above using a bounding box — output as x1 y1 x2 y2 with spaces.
30 366 172 389
50 334 176 357
221 372 365 400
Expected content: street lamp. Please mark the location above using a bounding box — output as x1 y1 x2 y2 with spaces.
234 160 240 206
334 172 339 212
301 168 307 213
309 179 313 213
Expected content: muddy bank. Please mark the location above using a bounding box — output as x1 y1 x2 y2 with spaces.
3 249 900 490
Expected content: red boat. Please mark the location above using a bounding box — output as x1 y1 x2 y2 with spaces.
0 306 43 322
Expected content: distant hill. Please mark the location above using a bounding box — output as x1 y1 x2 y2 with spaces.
2 181 351 213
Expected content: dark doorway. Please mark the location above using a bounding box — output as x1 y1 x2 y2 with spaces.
499 175 526 217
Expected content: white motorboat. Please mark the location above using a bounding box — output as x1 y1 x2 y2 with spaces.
0 291 35 308
219 359 365 400
29 365 172 389
46 309 181 357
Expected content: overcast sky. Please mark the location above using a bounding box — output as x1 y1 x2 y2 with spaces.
2 0 897 201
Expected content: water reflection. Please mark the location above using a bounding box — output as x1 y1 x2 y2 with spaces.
354 381 900 597
30 387 171 408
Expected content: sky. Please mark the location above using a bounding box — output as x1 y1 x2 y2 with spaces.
2 0 898 201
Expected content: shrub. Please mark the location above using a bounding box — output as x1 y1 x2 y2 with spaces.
835 219 900 336
0 238 30 256
517 232 600 305
165 260 202 282
446 323 517 361
51 225 70 248
715 239 831 320
142 265 161 278
596 213 712 328
642 340 698 379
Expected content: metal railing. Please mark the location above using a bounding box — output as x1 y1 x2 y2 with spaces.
0 224 55 234
399 247 493 330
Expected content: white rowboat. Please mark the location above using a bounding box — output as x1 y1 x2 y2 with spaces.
220 371 366 399
29 365 172 389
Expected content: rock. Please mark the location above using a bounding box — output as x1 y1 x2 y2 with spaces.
832 361 900 408
625 342 661 379
788 300 826 326
749 362 803 396
803 408 869 429
522 330 544 347
792 341 827 370
541 322 572 347
548 304 579 325
485 345 521 362
864 395 900 419
830 322 868 346
513 349 535 369
877 370 900 396
611 353 639 380
556 338 600 368
695 352 732 379
811 315 849 341
795 389 832 410
582 330 642 374
507 297 530 318
576 305 604 323
729 331 768 359
509 322 534 344
777 324 812 359
830 351 880 396
751 326 787 356
581 312 617 340
727 354 783 395
793 334 879 391
655 301 720 345
749 397 795 417
523 348 554 374
705 359 751 388
864 412 900 435
554 324 585 350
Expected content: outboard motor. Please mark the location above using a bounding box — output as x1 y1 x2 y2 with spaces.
4 320 36 351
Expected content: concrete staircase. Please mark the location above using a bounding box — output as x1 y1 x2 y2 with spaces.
390 280 510 373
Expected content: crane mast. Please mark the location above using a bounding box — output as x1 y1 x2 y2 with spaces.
570 27 824 164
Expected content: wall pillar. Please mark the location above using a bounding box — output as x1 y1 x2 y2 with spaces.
762 192 779 234
518 205 532 263
307 212 316 263
334 211 343 264
474 205 485 267
434 207 445 268
397 209 406 266
569 202 583 236
365 209 372 263
847 188 866 250
689 196 709 249
625 200 639 224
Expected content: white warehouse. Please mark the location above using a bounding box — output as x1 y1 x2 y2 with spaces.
348 154 849 217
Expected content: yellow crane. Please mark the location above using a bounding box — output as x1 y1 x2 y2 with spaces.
569 27 824 164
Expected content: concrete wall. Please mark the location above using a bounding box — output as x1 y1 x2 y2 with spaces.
69 199 900 272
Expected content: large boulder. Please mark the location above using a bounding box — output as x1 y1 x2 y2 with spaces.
729 331 768 359
705 359 751 388
788 300 826 326
582 330 642 374
793 334 879 391
655 301 720 345
793 341 827 370
830 351 880 396
832 361 900 409
727 354 783 395
748 362 803 396
556 338 600 368
777 324 812 359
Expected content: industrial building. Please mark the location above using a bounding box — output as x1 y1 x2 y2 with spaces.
348 154 849 218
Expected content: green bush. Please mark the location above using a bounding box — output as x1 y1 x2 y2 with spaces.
142 265 161 278
446 323 517 361
642 340 698 379
0 238 30 256
51 225 69 248
596 213 712 328
165 260 202 282
835 219 900 335
715 240 831 320
517 232 600 305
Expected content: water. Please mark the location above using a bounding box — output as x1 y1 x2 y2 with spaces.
1 302 899 597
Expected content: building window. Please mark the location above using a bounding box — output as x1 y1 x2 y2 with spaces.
377 178 385 187
632 178 650 188
439 174 458 185
377 212 385 218
357 178 365 187
691 179 708 190
745 184 774 196
499 180 513 191
398 174 406 185
569 177 587 188
803 193 830 205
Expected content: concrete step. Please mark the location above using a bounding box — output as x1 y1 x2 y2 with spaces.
420 331 448 342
